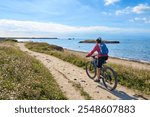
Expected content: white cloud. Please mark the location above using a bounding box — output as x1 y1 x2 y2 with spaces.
132 4 150 14
116 4 150 15
129 17 150 24
0 19 120 37
0 19 150 37
104 0 120 6
116 7 131 15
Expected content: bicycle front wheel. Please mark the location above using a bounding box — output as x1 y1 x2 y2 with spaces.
85 61 96 79
101 66 117 91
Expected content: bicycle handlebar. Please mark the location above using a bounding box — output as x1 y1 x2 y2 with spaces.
91 55 97 59
86 55 97 59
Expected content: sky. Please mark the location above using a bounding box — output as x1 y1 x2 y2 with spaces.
0 0 150 39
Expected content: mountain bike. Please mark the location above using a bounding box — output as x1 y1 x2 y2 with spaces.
86 55 118 91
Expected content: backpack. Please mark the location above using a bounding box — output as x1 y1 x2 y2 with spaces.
99 43 109 55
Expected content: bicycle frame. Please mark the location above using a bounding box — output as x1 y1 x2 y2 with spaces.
86 55 117 91
91 55 106 68
91 56 97 68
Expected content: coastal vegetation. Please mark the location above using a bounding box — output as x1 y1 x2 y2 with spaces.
0 41 66 99
26 42 64 52
0 38 18 42
25 42 87 68
25 42 150 95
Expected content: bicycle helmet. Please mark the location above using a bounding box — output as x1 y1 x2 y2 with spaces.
96 37 102 43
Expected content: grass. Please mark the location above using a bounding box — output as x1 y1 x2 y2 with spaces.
26 42 88 68
108 63 150 94
25 42 150 95
5 39 18 42
26 42 64 52
0 42 67 100
72 82 92 100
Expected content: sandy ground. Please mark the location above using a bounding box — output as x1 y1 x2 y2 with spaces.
17 43 150 100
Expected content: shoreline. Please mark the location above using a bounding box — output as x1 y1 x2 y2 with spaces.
65 48 150 70
65 48 150 65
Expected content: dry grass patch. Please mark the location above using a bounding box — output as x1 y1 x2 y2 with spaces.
0 43 66 100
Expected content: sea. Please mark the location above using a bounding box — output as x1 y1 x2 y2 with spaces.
17 38 150 63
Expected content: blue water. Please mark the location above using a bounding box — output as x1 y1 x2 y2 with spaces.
18 38 150 63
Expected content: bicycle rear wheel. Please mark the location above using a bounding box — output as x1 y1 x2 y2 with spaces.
86 61 96 79
101 66 117 91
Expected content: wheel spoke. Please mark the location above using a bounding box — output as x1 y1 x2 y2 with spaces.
102 66 117 91
86 61 96 79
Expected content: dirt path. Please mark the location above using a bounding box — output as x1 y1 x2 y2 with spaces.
17 43 149 100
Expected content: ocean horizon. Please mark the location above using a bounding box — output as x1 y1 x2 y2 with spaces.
17 38 150 63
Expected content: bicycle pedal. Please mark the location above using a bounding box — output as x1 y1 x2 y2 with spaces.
94 79 100 82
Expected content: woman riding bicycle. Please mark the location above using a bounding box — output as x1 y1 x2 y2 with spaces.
86 37 109 82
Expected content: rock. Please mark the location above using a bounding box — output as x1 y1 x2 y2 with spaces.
81 80 86 83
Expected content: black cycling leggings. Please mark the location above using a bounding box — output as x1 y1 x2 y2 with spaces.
97 56 108 68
